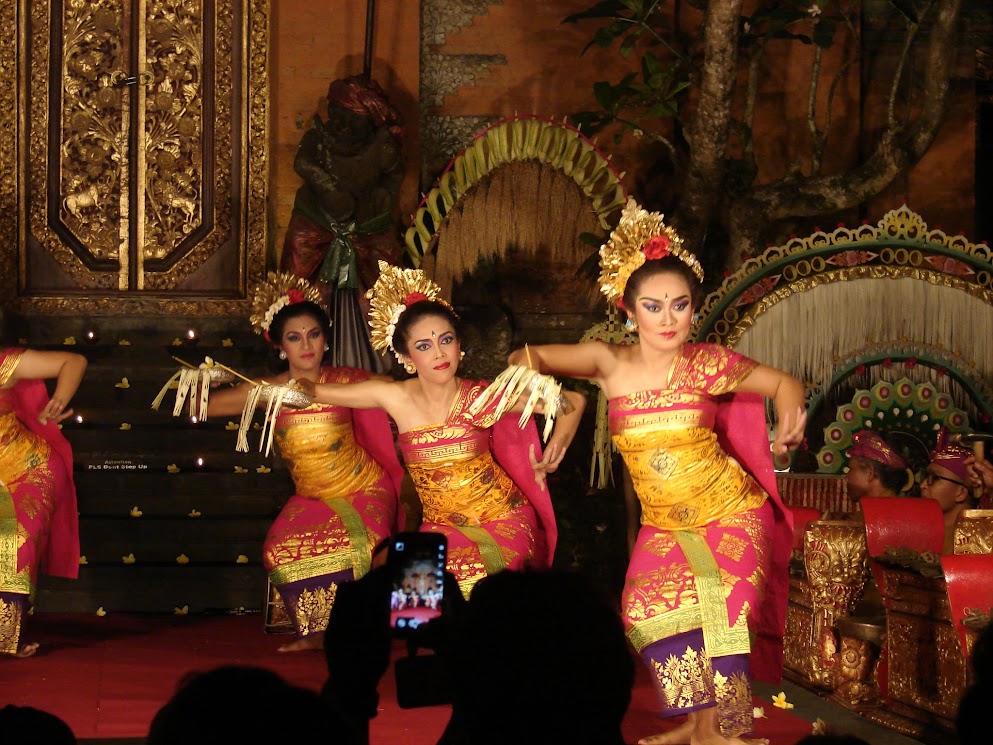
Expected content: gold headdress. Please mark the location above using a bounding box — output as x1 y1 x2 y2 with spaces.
598 197 704 306
367 260 455 360
249 272 326 339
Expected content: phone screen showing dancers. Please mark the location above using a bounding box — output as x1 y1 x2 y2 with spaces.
388 532 447 634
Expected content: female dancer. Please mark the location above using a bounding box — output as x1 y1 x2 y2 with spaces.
302 263 585 597
507 199 805 745
205 273 403 651
0 346 87 657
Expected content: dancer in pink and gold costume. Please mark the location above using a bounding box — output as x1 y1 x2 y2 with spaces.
0 347 87 657
302 263 585 598
206 273 403 652
507 198 805 745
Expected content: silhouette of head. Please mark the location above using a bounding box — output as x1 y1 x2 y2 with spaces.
146 665 333 745
447 570 634 745
0 706 76 744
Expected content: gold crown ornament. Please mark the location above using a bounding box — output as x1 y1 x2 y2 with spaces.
367 260 456 361
249 272 326 340
598 197 704 307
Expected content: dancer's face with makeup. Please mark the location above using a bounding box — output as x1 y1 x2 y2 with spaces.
403 314 461 384
628 271 694 353
277 311 326 377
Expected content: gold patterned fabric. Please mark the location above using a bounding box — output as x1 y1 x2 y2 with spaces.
403 426 526 527
611 346 765 530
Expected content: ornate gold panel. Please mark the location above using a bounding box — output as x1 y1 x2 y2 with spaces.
0 0 271 315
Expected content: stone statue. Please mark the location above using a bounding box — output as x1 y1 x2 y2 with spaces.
280 75 403 371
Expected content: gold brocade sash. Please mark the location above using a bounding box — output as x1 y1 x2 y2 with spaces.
401 425 526 527
613 423 765 530
274 409 384 501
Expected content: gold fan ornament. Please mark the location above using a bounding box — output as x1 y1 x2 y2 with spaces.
598 197 704 307
366 260 456 363
249 271 326 341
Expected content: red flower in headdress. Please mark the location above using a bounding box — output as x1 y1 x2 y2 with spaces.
642 235 671 260
286 289 305 304
405 292 429 306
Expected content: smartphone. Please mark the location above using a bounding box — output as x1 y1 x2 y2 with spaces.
388 532 447 635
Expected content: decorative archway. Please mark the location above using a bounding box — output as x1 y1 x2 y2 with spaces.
404 115 626 295
816 378 971 474
694 206 993 470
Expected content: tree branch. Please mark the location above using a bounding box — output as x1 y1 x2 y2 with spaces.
672 0 743 249
808 45 825 173
728 0 962 258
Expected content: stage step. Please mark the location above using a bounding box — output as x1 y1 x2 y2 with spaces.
16 316 289 615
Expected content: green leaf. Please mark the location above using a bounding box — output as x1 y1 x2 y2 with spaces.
649 101 677 118
619 33 638 58
593 81 619 110
642 50 663 86
618 0 645 13
578 231 606 247
563 0 630 24
812 18 837 48
593 26 621 48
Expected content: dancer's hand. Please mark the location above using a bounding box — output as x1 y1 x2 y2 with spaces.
772 406 807 455
38 397 73 424
530 442 564 490
293 378 317 398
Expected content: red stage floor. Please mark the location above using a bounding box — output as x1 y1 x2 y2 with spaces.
0 614 814 743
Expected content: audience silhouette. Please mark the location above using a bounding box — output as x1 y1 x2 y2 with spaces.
0 705 76 745
146 665 335 744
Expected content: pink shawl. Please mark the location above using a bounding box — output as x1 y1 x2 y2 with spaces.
714 391 792 683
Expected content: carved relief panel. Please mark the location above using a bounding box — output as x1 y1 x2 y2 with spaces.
0 0 271 314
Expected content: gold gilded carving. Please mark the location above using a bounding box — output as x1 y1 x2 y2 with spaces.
801 521 869 687
879 566 965 731
0 1 15 296
831 618 884 708
142 0 205 262
59 1 125 265
952 509 993 555
7 0 271 314
783 581 815 678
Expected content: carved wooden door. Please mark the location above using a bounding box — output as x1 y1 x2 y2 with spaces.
0 0 271 315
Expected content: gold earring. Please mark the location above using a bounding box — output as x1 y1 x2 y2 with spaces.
403 360 416 374
459 350 465 360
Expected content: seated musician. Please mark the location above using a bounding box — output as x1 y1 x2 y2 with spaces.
845 429 912 506
921 428 975 554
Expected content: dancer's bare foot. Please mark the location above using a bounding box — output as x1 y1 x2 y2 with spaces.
641 709 769 745
277 632 323 652
692 737 767 745
14 642 40 658
638 720 693 745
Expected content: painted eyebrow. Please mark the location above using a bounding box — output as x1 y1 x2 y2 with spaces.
638 294 691 303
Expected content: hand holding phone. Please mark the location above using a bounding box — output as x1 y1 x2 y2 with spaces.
388 532 447 635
